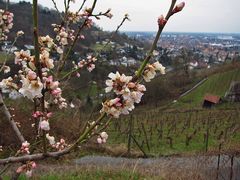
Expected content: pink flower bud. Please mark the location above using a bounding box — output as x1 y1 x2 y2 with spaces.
97 137 102 144
172 2 185 14
76 73 80 77
40 120 50 131
51 88 61 96
60 138 65 144
22 141 29 148
27 71 37 80
87 64 95 72
31 162 37 168
25 147 29 153
158 15 167 26
102 139 106 143
32 111 42 118
50 81 59 90
45 76 53 83
47 112 53 118
113 97 121 104
16 165 25 173
128 82 136 88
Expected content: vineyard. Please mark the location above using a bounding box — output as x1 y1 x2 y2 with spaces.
107 108 240 156
1 68 240 158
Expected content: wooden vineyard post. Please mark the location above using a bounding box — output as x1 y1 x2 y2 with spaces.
204 112 212 152
127 115 133 154
131 135 148 158
141 122 150 151
126 115 148 157
205 116 210 152
230 154 234 180
216 142 222 180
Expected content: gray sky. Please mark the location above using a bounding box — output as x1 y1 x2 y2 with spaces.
11 0 240 33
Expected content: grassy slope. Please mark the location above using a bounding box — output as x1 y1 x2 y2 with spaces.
4 170 143 180
0 52 7 63
177 68 240 107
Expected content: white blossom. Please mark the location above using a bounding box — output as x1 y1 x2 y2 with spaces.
105 71 132 94
143 62 165 82
2 65 10 74
19 77 43 100
0 77 18 93
40 120 50 131
16 30 24 36
46 133 55 145
97 132 108 144
40 50 54 69
100 132 108 140
14 50 32 65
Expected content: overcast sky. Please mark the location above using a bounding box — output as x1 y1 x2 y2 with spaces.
11 0 240 33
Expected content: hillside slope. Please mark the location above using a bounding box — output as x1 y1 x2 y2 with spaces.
177 68 240 107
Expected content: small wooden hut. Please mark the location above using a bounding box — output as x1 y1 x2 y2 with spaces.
202 94 221 108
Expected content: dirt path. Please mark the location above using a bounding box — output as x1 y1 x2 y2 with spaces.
2 154 240 179
75 155 240 180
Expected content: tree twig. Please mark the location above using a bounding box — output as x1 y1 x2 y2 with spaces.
77 0 87 14
136 0 177 78
51 0 63 20
0 92 25 143
57 0 98 75
33 0 47 154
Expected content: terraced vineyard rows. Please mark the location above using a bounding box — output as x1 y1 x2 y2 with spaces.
107 108 240 156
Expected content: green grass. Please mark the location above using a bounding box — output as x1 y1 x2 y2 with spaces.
0 52 14 63
91 43 112 52
3 170 144 180
177 69 240 107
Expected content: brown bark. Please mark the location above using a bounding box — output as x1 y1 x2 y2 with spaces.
0 92 25 143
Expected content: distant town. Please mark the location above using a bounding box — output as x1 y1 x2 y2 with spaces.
1 32 240 71
123 32 240 70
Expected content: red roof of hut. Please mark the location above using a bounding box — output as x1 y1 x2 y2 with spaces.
203 94 220 104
